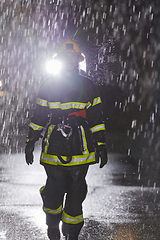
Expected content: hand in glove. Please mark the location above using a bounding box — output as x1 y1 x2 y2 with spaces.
95 144 108 168
25 128 42 165
25 140 35 165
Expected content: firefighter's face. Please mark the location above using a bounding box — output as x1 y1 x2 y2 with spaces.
62 53 79 71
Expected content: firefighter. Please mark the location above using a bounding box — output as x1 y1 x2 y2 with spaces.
25 39 108 240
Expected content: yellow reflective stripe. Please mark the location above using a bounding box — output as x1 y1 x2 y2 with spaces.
62 211 84 224
43 205 63 215
36 98 101 109
61 102 86 110
97 142 106 146
90 124 105 133
39 185 45 194
86 101 92 109
44 125 55 153
80 126 89 155
48 102 61 109
36 98 48 107
40 152 95 166
48 101 87 110
29 122 43 131
92 97 102 106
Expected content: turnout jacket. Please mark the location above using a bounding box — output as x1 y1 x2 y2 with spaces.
28 72 106 167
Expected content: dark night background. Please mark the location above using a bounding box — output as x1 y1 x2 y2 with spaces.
0 0 160 186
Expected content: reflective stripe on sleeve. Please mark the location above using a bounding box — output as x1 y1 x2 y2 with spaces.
43 205 63 215
90 124 105 133
29 122 43 131
97 142 106 146
62 211 84 224
92 97 102 106
36 98 48 107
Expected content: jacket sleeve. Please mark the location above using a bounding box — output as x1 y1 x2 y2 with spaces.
27 80 50 142
86 81 106 145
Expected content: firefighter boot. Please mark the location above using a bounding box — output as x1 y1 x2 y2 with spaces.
46 213 61 240
47 225 60 240
65 235 78 240
62 220 83 240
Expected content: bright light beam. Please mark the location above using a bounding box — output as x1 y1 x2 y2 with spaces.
45 59 62 75
79 53 86 72
45 53 86 75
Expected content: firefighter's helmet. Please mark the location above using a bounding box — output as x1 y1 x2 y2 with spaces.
57 39 84 62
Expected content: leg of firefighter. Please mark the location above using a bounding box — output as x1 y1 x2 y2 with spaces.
40 165 66 240
62 165 89 240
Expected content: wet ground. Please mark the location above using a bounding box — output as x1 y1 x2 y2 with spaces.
0 150 160 239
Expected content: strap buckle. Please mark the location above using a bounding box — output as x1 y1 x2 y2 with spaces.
57 119 73 138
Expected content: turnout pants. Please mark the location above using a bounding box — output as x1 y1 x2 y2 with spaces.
40 164 89 237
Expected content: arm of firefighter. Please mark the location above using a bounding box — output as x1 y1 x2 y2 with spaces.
25 81 50 165
28 79 50 137
86 84 108 167
86 86 106 143
25 128 42 165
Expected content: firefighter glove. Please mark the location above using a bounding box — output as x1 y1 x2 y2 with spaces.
95 144 108 168
25 140 35 165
